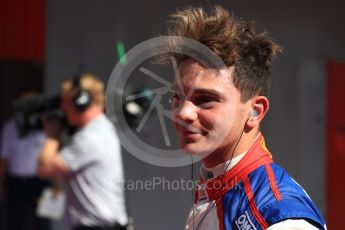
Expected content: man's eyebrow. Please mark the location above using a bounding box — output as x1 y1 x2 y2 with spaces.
192 88 224 99
172 85 224 98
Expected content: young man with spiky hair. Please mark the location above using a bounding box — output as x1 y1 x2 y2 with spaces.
164 6 326 230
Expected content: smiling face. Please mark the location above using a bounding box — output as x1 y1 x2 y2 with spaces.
172 59 251 161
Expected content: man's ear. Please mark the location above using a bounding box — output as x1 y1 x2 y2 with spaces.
246 96 269 129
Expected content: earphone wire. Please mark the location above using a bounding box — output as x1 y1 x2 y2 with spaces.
192 117 250 230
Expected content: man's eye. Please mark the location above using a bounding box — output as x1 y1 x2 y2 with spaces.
194 97 216 108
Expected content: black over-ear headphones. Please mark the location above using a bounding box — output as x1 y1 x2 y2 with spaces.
71 76 92 112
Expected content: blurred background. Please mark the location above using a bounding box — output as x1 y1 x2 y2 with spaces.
0 0 344 229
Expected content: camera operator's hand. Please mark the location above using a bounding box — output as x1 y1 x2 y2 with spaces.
42 116 63 139
38 117 68 178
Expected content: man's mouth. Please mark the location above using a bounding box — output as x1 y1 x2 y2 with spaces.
178 126 208 139
178 125 201 134
180 132 199 139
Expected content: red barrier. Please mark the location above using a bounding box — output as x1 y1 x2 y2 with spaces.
326 62 345 229
0 0 46 60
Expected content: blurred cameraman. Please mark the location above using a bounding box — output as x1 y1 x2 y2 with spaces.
37 74 128 230
0 92 51 230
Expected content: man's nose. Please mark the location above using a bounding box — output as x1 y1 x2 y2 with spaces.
173 100 198 123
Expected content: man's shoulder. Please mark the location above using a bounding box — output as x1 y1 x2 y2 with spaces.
82 115 116 136
248 163 312 199
220 163 325 229
246 163 314 207
70 115 119 154
248 163 325 228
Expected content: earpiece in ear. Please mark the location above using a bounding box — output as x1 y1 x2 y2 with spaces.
251 109 259 118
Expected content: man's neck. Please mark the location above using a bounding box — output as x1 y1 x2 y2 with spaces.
201 151 247 180
202 130 260 168
79 106 103 127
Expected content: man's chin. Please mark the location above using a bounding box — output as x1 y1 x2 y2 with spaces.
180 144 214 158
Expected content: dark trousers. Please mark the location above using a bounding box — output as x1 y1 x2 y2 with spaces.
6 175 51 230
74 224 127 230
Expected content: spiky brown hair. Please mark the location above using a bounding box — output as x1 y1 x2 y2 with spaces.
162 6 282 102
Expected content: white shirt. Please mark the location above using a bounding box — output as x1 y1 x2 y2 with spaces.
0 119 45 177
60 114 128 228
